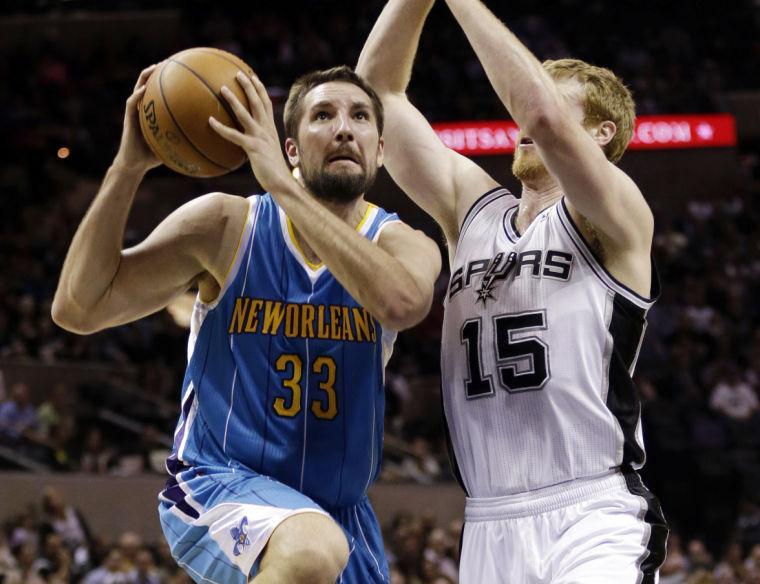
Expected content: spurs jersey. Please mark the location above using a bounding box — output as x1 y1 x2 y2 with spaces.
441 188 660 497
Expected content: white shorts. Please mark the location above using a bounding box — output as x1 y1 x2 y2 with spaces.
460 469 668 584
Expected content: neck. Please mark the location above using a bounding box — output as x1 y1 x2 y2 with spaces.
517 176 563 233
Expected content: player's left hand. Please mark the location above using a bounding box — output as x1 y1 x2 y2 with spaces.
209 72 293 194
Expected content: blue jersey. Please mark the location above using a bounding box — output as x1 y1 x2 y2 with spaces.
167 194 399 509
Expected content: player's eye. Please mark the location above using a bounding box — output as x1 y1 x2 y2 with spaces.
354 111 369 120
315 111 330 121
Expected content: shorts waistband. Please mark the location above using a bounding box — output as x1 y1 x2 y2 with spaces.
465 470 628 521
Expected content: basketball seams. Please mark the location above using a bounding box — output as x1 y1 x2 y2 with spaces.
168 58 244 135
158 63 231 172
191 48 253 77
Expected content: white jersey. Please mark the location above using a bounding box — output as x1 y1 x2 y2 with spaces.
441 188 659 498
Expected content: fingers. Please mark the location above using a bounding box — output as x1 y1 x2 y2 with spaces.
208 116 244 146
127 84 145 106
248 72 274 118
133 63 159 93
220 85 256 133
234 71 273 120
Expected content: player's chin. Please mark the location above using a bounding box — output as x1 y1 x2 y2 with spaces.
512 155 547 182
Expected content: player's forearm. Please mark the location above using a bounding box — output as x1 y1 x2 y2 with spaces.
52 163 144 331
274 183 430 330
445 0 564 134
356 0 436 95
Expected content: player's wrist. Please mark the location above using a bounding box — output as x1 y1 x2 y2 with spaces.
110 155 152 178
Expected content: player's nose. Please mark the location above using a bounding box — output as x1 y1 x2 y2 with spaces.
333 112 355 142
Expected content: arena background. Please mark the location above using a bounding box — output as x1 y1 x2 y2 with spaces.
1 1 759 582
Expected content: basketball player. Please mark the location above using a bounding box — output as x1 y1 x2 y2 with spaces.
52 64 441 584
358 0 668 581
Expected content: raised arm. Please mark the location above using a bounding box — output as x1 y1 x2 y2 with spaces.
356 0 497 241
445 0 653 254
209 72 442 332
52 65 247 334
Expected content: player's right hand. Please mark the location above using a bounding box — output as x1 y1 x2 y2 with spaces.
113 63 162 173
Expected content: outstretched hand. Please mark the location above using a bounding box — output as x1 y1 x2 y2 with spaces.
209 72 293 195
114 63 162 173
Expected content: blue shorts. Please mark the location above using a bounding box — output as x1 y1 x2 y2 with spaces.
158 465 389 583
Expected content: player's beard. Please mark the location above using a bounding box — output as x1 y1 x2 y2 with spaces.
301 159 377 204
512 148 550 184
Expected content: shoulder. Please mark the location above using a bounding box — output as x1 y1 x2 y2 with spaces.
182 192 250 226
377 219 441 261
174 193 252 280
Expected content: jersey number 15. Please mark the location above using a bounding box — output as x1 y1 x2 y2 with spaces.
461 310 550 399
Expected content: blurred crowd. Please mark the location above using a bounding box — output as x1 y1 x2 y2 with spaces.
1 0 757 183
3 487 760 584
1 0 760 579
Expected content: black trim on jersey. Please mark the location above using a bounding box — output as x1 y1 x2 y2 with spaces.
622 466 669 583
606 292 648 466
459 187 513 240
440 385 469 496
502 205 520 243
559 198 661 304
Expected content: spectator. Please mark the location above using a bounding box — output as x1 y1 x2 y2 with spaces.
40 486 91 569
688 538 715 573
79 427 116 473
0 382 39 442
83 549 131 584
127 548 161 584
4 541 45 584
710 366 760 423
660 532 688 583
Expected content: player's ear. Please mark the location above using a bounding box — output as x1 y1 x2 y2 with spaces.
375 137 384 169
593 121 616 148
285 137 299 167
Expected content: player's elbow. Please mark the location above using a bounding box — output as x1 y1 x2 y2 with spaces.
379 293 432 332
51 294 101 335
356 58 403 96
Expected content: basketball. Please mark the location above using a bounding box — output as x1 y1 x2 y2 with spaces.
138 47 254 178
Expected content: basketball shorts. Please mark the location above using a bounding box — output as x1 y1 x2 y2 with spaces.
459 468 668 584
158 465 389 583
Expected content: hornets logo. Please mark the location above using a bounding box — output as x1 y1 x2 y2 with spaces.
230 517 251 556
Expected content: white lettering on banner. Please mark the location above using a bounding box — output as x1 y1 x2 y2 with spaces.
433 115 733 154
436 127 520 152
633 121 691 144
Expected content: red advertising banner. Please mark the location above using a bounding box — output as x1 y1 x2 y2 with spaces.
432 114 736 156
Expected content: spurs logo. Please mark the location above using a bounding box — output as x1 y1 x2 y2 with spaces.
474 252 517 304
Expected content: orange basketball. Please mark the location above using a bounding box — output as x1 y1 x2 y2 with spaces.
138 47 254 178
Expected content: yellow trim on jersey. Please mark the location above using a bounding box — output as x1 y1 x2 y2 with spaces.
354 203 376 234
285 203 376 270
287 217 324 269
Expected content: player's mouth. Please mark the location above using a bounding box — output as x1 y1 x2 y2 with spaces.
326 151 361 166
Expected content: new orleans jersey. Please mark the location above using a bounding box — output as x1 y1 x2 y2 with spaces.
441 188 660 497
167 194 398 510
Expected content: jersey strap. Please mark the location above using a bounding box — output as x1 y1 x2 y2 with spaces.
459 187 514 241
556 197 661 309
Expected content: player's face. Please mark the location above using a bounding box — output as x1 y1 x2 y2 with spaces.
512 77 587 184
287 81 384 204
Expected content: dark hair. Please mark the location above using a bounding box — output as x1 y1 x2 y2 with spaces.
283 65 384 140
